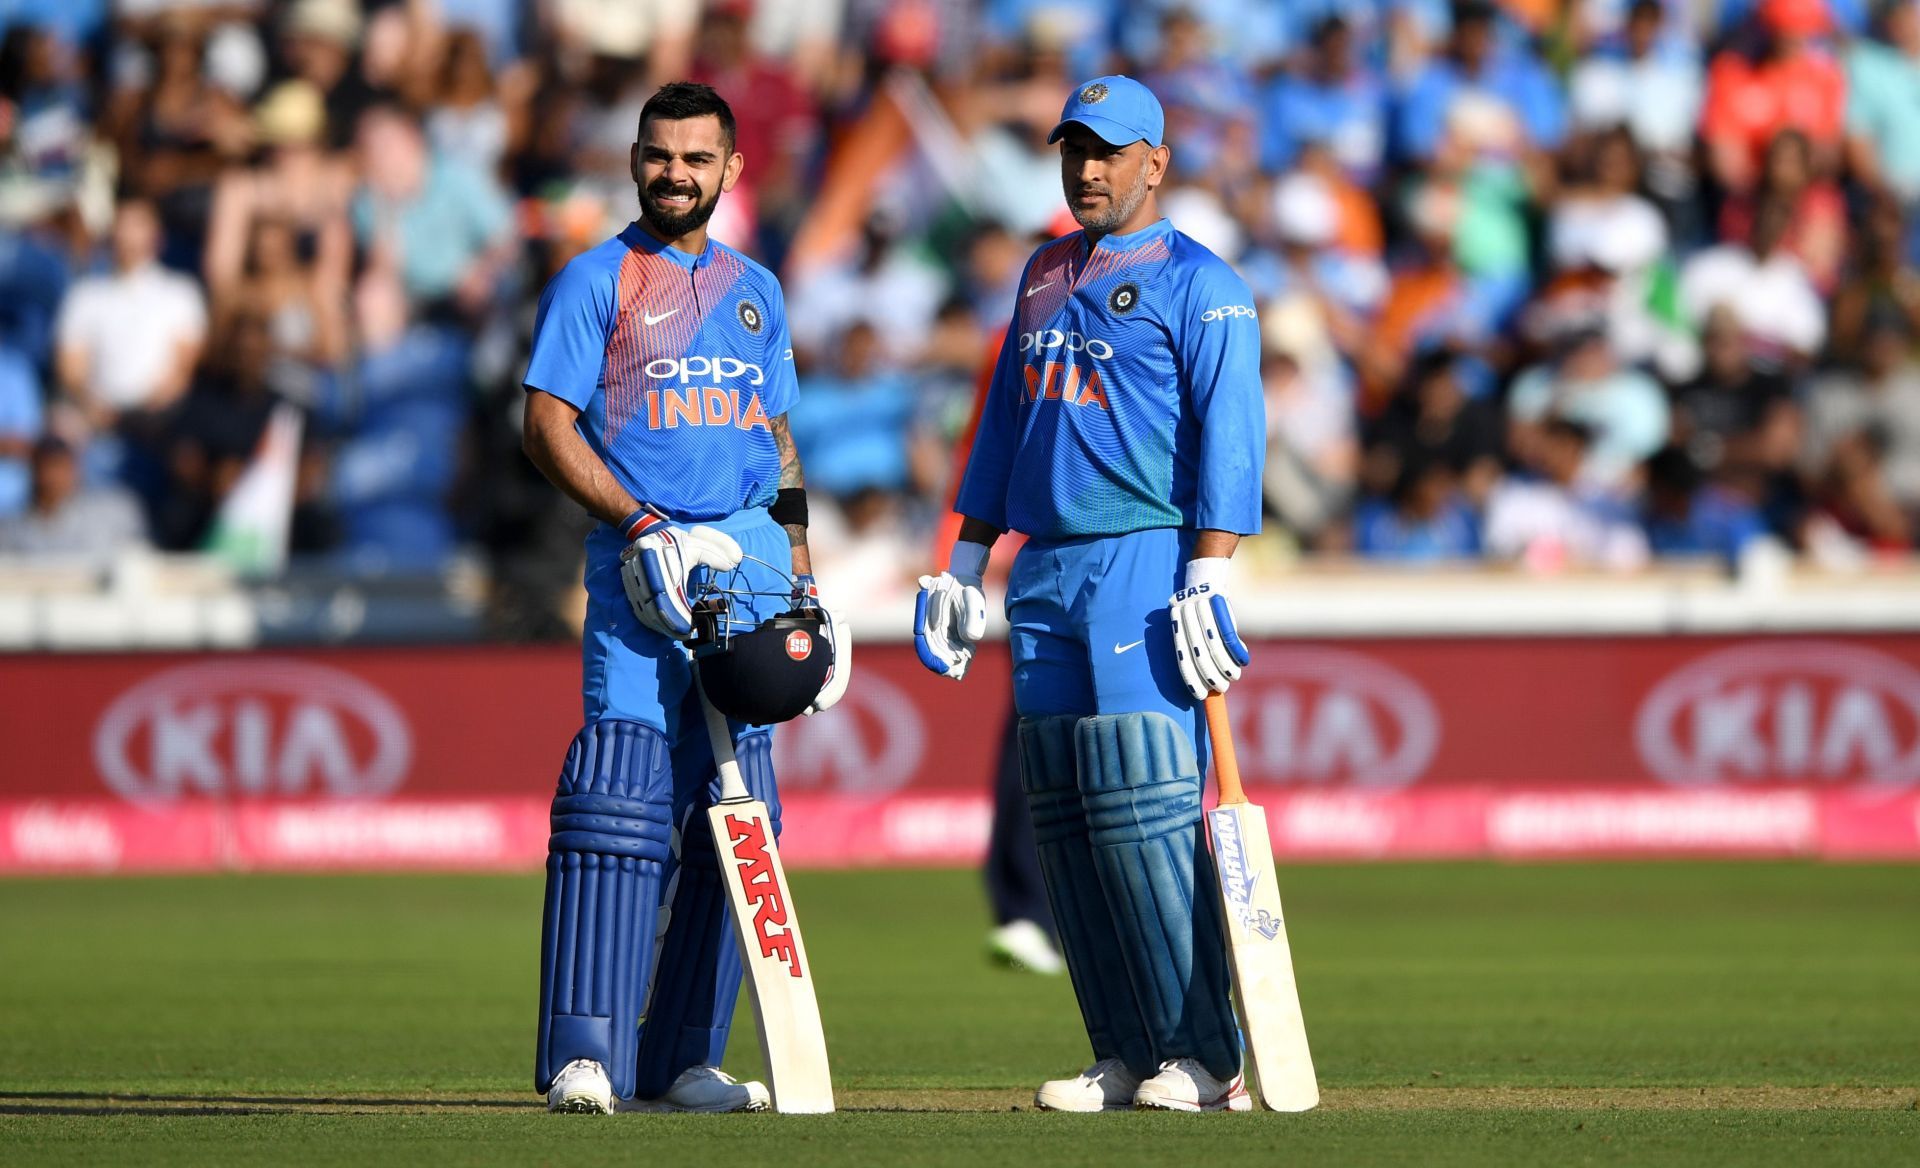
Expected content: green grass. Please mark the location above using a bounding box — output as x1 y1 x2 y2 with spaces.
2 864 1917 1165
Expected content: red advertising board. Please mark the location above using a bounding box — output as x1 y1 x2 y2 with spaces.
4 635 1920 871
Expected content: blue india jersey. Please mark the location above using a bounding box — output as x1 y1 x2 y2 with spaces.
955 218 1265 540
523 223 797 556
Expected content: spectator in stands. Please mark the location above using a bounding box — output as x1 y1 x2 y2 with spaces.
788 320 917 503
1806 309 1920 524
54 196 206 440
1567 0 1702 232
1701 0 1847 196
0 344 43 519
1354 456 1482 562
1720 129 1847 294
153 308 279 551
1393 1 1566 167
1679 196 1827 364
1259 15 1387 185
0 436 148 561
1641 444 1769 564
1363 350 1503 509
1845 0 1920 208
787 209 949 366
1828 194 1920 366
1508 314 1670 494
351 103 515 317
1672 306 1802 501
1485 416 1650 572
1262 309 1359 549
425 30 509 182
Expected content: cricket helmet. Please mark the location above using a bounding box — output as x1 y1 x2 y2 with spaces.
693 607 834 726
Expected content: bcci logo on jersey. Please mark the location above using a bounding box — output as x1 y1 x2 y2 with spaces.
1018 329 1112 410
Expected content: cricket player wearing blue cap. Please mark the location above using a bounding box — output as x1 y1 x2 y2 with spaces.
914 75 1264 1112
519 82 848 1115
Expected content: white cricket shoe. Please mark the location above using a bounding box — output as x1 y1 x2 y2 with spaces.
1034 1057 1143 1112
619 1065 771 1113
987 920 1065 975
547 1058 613 1114
1133 1058 1253 1112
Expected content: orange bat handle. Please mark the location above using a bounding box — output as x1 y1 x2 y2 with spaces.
1205 691 1247 807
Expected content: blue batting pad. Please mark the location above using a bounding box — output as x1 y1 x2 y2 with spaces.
1077 712 1239 1080
1019 715 1155 1078
536 720 674 1101
634 730 780 1098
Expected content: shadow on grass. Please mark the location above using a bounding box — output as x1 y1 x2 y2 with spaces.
0 1091 541 1117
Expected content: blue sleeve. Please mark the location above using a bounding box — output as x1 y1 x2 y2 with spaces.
1258 80 1299 174
1516 59 1567 150
759 282 799 418
522 256 613 410
1179 262 1265 535
952 314 1026 531
1392 68 1448 164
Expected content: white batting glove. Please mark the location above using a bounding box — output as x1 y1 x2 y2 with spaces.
618 511 743 639
914 541 989 681
803 607 851 715
1169 557 1251 700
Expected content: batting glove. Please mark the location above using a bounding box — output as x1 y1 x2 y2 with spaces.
618 510 744 639
914 541 989 681
1169 557 1251 701
803 606 852 716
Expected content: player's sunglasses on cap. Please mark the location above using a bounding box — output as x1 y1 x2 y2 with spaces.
1048 75 1164 149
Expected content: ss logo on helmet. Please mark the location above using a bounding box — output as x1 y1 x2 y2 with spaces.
737 299 764 334
785 630 812 660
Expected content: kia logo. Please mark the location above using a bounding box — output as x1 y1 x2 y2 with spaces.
774 670 925 796
1228 649 1440 789
93 660 413 803
1635 642 1920 787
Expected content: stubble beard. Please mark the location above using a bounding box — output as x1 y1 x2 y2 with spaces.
1070 170 1151 236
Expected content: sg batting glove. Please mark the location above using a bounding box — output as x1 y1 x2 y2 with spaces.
618 510 744 639
802 606 851 716
1169 557 1251 701
913 541 989 681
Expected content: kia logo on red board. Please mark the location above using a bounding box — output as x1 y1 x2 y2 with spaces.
1635 643 1920 787
92 660 413 803
776 670 926 797
1230 649 1441 789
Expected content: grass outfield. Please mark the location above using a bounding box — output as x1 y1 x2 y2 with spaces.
2 864 1916 1166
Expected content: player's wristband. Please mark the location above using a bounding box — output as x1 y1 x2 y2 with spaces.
949 540 990 587
769 487 808 529
1183 557 1232 592
619 508 664 541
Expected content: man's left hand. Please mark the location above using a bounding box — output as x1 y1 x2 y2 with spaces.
1169 559 1250 701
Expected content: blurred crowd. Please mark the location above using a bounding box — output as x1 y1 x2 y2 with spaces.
4 0 1920 633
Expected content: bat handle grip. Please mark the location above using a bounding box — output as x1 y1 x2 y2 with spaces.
1205 691 1247 806
696 677 752 803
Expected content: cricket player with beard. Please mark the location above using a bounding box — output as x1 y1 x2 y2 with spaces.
915 76 1264 1112
521 82 845 1114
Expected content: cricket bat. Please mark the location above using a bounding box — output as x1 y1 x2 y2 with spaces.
698 686 835 1114
1203 691 1319 1112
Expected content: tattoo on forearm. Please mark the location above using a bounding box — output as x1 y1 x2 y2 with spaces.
770 414 808 549
772 415 805 490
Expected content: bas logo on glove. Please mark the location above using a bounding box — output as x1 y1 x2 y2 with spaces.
1169 572 1251 701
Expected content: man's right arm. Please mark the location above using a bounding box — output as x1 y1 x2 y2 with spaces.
522 390 639 529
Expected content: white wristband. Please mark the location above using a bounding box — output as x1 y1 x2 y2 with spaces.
949 540 991 586
1184 556 1232 591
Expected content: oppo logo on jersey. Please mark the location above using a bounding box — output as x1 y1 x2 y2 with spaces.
1201 304 1256 322
644 355 766 386
644 387 772 432
1018 329 1113 411
1018 329 1115 359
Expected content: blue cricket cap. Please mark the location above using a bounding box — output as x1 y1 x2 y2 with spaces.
1047 75 1164 149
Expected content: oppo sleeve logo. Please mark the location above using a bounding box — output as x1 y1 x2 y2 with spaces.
92 660 413 803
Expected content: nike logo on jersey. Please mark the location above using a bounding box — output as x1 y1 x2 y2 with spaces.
1113 639 1145 654
1024 281 1054 297
643 309 679 326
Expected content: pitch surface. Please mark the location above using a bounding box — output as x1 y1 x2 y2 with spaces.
3 864 1916 1165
